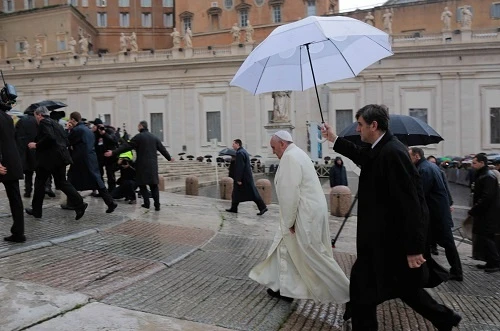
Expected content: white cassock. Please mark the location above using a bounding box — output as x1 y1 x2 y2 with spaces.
249 144 350 303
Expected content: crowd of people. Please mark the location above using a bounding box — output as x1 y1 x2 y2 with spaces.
0 102 173 243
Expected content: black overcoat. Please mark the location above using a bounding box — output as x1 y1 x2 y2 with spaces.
34 117 72 171
67 122 105 191
15 114 37 172
415 158 454 230
470 166 500 236
0 110 23 181
232 147 260 202
334 132 429 305
112 129 171 186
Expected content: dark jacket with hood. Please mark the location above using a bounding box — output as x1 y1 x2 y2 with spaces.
329 156 348 187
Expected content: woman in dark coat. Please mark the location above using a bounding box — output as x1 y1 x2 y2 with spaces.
329 156 348 187
108 121 172 211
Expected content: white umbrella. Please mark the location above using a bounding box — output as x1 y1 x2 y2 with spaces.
230 16 393 122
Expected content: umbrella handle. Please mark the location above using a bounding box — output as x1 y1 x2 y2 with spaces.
305 44 325 124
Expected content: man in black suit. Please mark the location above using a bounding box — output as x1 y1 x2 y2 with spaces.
0 101 26 242
14 110 37 197
25 106 87 220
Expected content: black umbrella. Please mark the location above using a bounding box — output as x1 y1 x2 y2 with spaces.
219 148 236 156
25 100 67 114
338 114 444 146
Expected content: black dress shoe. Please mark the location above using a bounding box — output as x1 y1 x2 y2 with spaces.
485 267 500 273
257 208 268 216
4 235 26 243
106 202 118 213
25 208 41 218
225 208 237 213
449 274 463 281
141 203 150 209
60 204 76 210
437 312 461 331
45 190 56 197
75 203 88 220
266 289 293 302
154 204 160 211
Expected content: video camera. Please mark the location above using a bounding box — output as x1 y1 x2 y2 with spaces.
0 70 17 107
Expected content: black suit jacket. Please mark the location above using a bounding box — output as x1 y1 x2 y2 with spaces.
35 117 72 170
0 110 23 181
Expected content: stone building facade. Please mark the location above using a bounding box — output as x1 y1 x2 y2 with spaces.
0 0 499 163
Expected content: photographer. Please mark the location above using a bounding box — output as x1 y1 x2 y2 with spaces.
111 157 137 204
91 118 118 195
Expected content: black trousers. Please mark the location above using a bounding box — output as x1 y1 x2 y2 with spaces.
477 234 500 267
351 288 455 330
2 180 25 237
434 226 463 276
98 162 116 192
32 166 83 216
24 170 34 194
111 180 137 200
139 184 159 207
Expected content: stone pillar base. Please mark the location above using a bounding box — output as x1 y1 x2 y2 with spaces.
171 48 182 59
442 30 452 43
461 29 472 42
184 47 193 58
244 43 254 54
79 56 88 65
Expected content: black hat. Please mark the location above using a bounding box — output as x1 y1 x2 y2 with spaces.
493 158 500 165
91 118 103 125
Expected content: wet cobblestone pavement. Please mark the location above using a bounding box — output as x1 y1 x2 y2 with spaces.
0 182 497 330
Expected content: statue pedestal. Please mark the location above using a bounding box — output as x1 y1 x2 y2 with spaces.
442 30 452 42
263 122 295 166
23 59 33 69
130 51 138 61
244 43 254 54
118 53 127 62
184 47 193 58
460 28 472 42
34 58 42 67
171 48 182 59
79 56 88 65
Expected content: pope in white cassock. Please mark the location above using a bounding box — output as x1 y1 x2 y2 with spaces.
249 130 350 303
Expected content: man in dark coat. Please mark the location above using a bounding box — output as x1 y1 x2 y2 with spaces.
225 139 267 216
410 147 463 281
329 156 348 188
25 107 87 220
0 100 26 242
67 112 117 214
105 120 172 211
322 104 461 331
14 111 37 197
469 153 500 273
92 118 118 193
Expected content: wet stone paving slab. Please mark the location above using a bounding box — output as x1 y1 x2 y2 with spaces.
0 246 165 299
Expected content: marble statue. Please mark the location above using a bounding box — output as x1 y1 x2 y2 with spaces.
461 7 472 29
23 40 31 57
364 11 375 26
184 27 192 48
130 32 138 52
230 23 241 44
328 0 336 14
272 91 291 122
382 8 393 34
79 34 89 56
441 7 453 31
68 37 77 55
170 28 181 48
245 20 254 43
120 32 128 52
34 39 42 58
